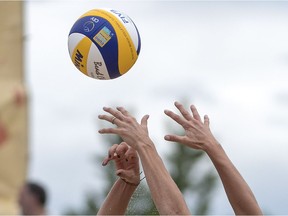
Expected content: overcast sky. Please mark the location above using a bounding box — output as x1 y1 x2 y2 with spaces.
24 0 288 214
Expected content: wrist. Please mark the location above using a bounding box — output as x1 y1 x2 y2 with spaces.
118 178 139 189
136 139 163 166
134 137 155 152
203 138 222 156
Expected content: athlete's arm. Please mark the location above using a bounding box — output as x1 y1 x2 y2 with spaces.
164 102 263 215
97 142 139 215
98 107 190 215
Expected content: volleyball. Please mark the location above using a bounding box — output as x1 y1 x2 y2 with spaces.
68 9 141 80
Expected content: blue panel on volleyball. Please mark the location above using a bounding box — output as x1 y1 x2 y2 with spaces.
69 16 120 79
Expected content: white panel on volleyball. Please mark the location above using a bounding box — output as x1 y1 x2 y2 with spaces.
87 42 110 80
108 9 140 52
68 33 86 58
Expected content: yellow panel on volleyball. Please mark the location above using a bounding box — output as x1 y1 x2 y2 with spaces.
81 9 137 75
71 36 92 76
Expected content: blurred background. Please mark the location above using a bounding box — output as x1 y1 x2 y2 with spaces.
1 0 288 214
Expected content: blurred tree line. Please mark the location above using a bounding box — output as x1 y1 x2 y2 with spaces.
64 111 218 215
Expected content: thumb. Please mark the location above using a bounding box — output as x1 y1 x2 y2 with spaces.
141 114 149 128
141 115 149 133
116 169 133 181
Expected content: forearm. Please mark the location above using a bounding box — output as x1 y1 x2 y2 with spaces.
137 140 190 215
206 143 262 215
97 178 137 215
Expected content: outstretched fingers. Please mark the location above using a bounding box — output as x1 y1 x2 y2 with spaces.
190 105 202 121
99 107 126 125
174 101 193 121
98 114 119 125
164 134 187 144
103 107 124 119
98 127 123 135
116 106 130 117
164 109 188 127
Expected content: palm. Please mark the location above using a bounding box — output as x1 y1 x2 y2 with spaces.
164 102 215 151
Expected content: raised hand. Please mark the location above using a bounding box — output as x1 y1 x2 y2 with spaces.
165 102 263 215
98 106 190 215
102 142 140 186
164 101 218 152
98 106 152 150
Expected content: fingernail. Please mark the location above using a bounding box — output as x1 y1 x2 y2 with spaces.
102 160 106 166
164 135 170 140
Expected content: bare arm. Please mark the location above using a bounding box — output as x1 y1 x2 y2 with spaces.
164 102 262 215
206 142 262 215
98 107 190 215
135 138 189 215
97 179 137 215
97 142 139 215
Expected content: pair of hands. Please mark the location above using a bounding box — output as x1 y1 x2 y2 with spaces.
99 102 217 185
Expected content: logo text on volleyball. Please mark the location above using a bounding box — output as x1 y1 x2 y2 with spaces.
110 10 129 24
90 17 99 23
94 62 105 79
74 50 84 70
